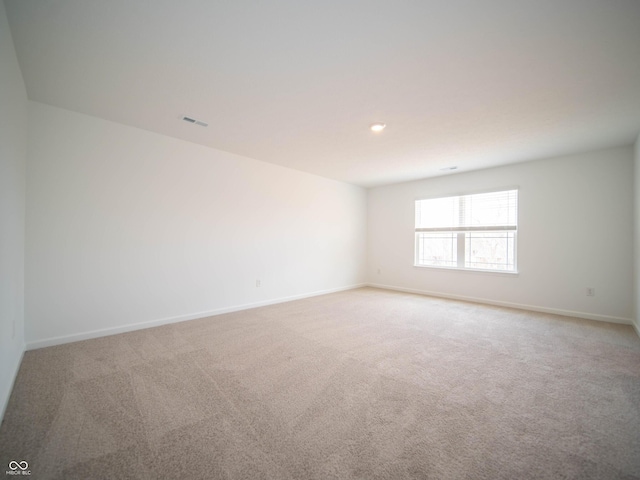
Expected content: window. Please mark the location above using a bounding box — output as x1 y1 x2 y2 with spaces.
415 189 518 272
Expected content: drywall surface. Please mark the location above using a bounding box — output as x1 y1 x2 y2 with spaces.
26 102 367 346
0 1 27 420
635 133 640 335
368 146 634 323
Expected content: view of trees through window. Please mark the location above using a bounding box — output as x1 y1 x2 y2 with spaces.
415 190 518 272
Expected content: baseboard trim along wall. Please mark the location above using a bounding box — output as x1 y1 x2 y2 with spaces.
1 347 25 424
26 284 366 350
25 282 638 351
367 283 634 326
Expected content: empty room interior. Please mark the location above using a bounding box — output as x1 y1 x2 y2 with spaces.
1 1 640 478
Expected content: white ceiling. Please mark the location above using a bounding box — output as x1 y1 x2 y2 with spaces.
5 0 640 187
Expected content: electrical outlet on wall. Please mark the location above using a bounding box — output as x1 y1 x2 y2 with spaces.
586 287 595 297
377 268 381 274
256 279 261 287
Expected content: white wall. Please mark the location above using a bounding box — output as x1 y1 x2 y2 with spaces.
634 133 640 335
0 1 27 420
26 102 367 347
368 147 634 323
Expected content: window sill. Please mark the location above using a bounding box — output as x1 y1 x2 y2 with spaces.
413 264 519 276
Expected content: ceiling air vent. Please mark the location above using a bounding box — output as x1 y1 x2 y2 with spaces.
182 116 208 127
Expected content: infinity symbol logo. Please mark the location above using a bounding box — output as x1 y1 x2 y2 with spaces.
8 461 28 470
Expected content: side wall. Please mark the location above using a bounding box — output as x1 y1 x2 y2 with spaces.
26 102 367 348
635 133 640 335
368 146 634 323
0 2 27 421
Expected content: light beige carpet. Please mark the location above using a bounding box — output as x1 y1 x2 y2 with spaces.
1 287 639 479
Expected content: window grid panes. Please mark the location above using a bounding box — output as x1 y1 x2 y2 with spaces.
415 233 457 267
464 232 515 271
415 189 518 272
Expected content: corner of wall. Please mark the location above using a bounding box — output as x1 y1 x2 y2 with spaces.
634 131 640 337
0 0 28 422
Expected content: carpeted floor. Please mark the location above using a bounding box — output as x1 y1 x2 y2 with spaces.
1 287 639 479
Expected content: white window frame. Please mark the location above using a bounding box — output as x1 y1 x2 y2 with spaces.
414 188 519 274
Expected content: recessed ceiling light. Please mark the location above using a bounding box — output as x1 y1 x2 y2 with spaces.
370 123 386 133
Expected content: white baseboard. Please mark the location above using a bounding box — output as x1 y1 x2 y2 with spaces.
366 283 633 326
1 345 25 424
633 321 640 338
26 283 366 351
